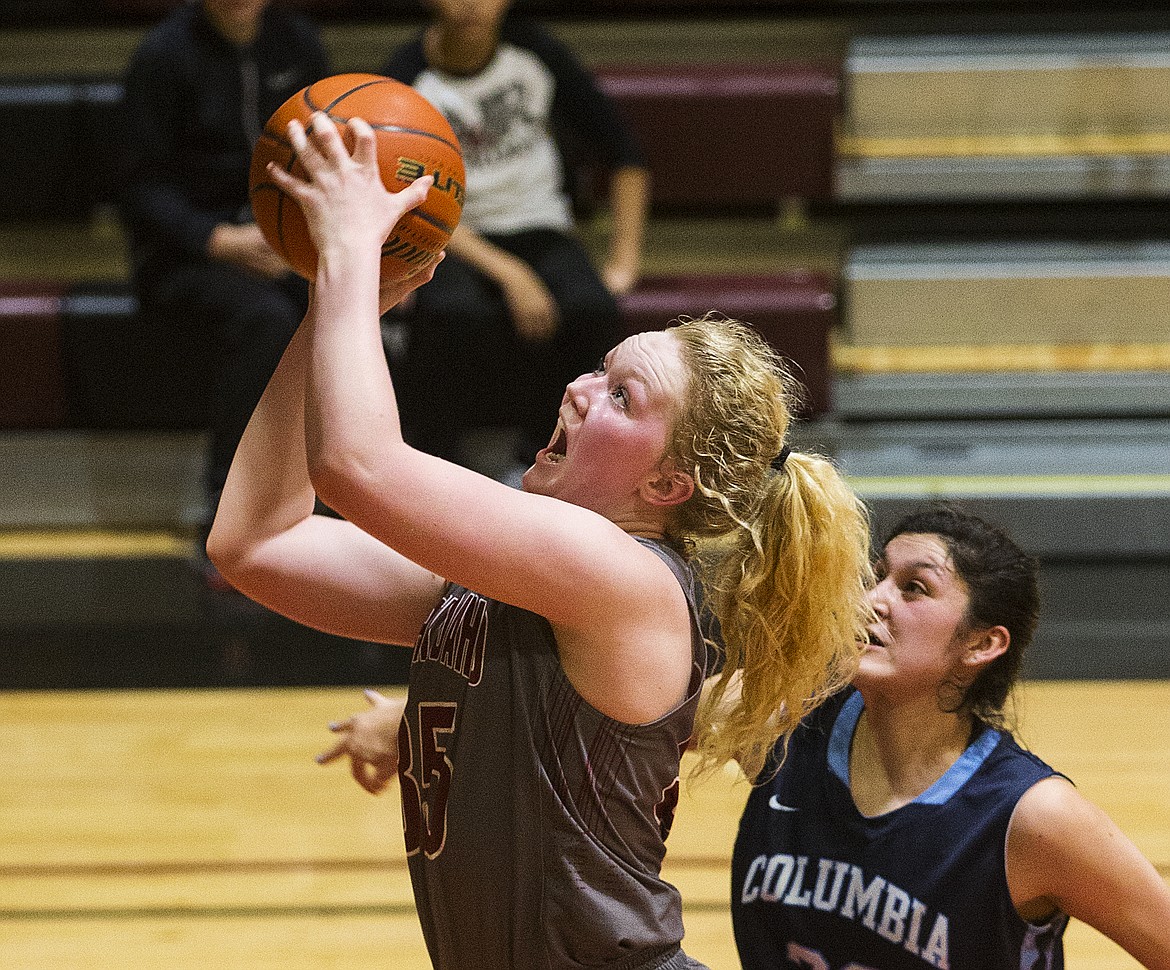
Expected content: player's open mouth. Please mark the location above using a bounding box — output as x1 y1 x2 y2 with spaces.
542 423 567 464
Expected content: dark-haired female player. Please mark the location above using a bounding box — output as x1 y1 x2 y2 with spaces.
731 503 1170 970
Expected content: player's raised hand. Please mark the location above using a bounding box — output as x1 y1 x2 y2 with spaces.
268 113 432 262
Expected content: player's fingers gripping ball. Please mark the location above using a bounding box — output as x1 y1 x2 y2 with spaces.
249 73 465 282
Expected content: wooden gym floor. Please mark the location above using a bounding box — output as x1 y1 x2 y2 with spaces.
2 680 1167 969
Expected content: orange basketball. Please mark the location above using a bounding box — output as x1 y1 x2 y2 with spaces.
249 73 465 282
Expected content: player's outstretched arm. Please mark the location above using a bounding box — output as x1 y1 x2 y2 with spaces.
1008 775 1170 969
208 302 446 645
267 114 696 724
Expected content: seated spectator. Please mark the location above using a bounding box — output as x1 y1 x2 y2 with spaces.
118 0 331 569
382 0 650 476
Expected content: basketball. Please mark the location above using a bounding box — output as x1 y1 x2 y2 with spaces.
249 73 465 282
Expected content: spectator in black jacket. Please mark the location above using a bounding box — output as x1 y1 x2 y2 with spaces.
119 0 330 576
383 0 650 479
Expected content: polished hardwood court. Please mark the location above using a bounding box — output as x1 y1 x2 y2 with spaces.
2 680 1167 969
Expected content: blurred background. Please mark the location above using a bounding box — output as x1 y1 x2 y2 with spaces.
1 1 1167 965
2 0 1168 690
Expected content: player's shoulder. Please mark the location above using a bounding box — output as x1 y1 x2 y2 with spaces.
1013 774 1084 831
984 728 1063 785
1006 773 1107 893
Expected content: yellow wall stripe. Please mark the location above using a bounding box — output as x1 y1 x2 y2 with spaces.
0 530 191 561
839 131 1170 159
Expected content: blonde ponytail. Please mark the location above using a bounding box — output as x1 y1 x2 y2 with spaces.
665 313 874 782
693 451 873 782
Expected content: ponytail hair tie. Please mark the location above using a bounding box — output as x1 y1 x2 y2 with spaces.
771 445 791 472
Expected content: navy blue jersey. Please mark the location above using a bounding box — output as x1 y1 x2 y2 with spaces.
731 689 1069 970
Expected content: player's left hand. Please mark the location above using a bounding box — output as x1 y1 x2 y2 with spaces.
316 689 406 795
379 251 445 315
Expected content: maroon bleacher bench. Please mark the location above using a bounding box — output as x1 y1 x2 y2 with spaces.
592 61 842 214
0 281 215 431
0 272 834 435
0 77 126 222
0 60 840 220
618 271 836 417
0 283 68 428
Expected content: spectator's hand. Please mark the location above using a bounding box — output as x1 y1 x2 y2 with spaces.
207 222 291 280
316 689 405 795
601 258 639 297
498 261 559 342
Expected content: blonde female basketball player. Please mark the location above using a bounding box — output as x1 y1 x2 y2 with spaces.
208 112 872 970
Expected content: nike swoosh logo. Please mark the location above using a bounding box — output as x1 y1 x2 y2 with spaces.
769 795 799 812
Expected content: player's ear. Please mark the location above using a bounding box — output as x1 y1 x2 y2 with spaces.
641 461 694 508
962 625 1010 670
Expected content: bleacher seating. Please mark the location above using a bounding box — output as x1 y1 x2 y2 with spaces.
0 60 844 209
829 29 1170 426
3 0 1170 679
5 17 1170 432
592 61 840 214
0 55 842 433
